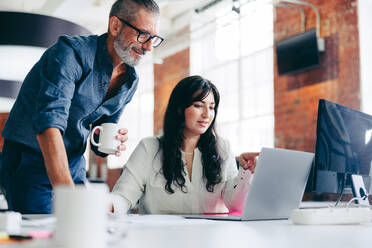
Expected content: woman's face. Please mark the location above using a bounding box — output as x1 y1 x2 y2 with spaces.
183 91 216 137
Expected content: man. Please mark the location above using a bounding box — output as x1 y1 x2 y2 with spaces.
0 0 163 214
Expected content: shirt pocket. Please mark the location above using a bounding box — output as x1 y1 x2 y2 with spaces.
145 173 184 214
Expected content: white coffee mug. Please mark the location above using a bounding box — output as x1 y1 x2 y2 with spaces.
54 185 109 248
90 123 121 154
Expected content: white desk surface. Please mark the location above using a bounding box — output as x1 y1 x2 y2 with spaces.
3 213 372 248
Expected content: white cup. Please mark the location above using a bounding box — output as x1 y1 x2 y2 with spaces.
90 123 121 154
54 185 109 248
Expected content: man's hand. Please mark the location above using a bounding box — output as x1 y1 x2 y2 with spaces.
115 128 128 157
236 152 260 174
93 127 128 156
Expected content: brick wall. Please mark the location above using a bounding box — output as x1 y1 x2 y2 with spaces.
0 113 9 152
274 0 359 152
153 48 190 135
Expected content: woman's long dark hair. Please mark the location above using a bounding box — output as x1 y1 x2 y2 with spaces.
160 75 222 194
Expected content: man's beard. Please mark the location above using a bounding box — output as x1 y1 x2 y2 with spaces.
114 32 146 67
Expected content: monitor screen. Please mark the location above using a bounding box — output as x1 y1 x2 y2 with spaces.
308 99 372 194
276 29 320 75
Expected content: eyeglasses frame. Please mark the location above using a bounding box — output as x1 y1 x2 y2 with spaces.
115 16 164 48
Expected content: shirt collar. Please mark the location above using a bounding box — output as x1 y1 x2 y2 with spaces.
97 33 114 87
123 64 138 92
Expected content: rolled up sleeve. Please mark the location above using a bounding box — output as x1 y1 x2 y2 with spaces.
32 37 83 135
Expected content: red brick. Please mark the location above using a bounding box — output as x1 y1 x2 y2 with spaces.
0 113 9 151
153 48 190 135
274 0 359 151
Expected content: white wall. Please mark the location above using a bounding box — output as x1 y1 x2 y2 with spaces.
359 0 372 115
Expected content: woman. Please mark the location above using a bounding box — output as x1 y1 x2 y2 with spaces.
111 75 255 216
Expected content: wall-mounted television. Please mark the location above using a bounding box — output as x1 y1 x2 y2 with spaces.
276 29 321 75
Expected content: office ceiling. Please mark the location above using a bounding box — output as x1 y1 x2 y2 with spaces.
0 0 211 36
0 0 216 112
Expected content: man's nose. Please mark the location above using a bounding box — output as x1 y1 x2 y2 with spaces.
142 39 153 52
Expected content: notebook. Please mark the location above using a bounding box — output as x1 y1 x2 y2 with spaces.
184 147 314 221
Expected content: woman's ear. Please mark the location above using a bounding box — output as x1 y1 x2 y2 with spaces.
177 107 183 115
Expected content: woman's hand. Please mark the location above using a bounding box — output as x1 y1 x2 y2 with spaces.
236 152 259 173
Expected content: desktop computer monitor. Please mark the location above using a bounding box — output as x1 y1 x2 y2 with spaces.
307 99 372 203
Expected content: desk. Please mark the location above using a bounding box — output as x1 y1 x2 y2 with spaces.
126 219 372 248
2 215 372 248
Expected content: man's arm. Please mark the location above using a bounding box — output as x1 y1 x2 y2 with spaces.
37 128 74 187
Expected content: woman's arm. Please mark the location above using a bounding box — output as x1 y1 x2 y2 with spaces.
110 137 158 216
220 141 254 212
223 166 253 212
110 193 131 216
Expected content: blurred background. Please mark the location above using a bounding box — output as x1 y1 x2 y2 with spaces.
0 0 371 194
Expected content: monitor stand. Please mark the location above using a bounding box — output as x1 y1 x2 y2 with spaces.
350 175 370 206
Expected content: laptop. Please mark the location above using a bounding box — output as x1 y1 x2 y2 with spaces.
184 147 314 221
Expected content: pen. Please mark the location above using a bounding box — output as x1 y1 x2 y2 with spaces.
9 234 33 240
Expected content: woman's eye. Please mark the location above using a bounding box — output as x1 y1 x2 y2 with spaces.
194 104 202 108
209 106 215 110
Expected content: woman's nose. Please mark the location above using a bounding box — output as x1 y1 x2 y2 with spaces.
202 107 210 117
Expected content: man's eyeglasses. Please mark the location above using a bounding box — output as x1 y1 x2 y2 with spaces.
116 16 164 48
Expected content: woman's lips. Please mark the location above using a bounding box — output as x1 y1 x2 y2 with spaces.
198 121 209 127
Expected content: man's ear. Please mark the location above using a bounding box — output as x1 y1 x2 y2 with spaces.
109 16 122 37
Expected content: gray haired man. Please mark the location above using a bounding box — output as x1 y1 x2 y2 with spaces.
0 0 163 214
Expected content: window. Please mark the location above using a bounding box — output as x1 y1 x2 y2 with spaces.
190 1 274 154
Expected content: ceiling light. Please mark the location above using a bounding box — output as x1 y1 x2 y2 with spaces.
0 11 91 112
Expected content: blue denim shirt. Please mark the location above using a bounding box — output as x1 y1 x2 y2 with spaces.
2 33 139 158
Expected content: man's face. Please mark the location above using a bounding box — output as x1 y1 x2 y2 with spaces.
114 9 159 66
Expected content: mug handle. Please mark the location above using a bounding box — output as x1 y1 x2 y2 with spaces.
90 126 103 147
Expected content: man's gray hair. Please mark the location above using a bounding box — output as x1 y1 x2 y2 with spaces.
110 0 160 22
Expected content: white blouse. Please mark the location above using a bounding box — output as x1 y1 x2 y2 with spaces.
111 136 252 216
